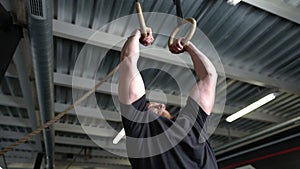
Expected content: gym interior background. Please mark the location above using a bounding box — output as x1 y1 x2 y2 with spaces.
0 0 299 168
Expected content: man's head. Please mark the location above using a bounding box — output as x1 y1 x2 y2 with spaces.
146 102 173 119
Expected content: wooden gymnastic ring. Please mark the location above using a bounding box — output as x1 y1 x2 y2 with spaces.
136 2 147 37
168 17 196 46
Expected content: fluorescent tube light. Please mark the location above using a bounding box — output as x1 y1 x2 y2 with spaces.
113 128 125 144
227 0 242 5
226 93 277 123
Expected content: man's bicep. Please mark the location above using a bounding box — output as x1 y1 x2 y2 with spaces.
189 77 217 115
118 59 146 104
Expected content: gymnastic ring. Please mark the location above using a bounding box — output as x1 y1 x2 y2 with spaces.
136 2 147 38
168 17 196 46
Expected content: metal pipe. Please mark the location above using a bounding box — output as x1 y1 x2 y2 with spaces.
215 116 300 155
26 0 54 168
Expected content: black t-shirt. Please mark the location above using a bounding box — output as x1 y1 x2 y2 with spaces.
120 95 218 169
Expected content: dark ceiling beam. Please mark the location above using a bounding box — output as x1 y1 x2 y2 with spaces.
54 72 284 123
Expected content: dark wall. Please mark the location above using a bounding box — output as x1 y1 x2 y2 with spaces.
217 126 300 169
0 3 22 82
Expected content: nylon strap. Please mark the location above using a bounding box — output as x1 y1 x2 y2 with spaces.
173 0 184 25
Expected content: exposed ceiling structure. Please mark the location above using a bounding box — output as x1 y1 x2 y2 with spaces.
0 0 299 168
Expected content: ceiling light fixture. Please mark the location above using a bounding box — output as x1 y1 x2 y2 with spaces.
113 128 125 144
227 0 242 6
226 93 278 123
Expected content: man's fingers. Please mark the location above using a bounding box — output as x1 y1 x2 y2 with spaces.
143 27 152 37
139 34 154 46
169 43 185 54
177 41 183 49
146 27 152 34
170 46 179 54
139 27 154 45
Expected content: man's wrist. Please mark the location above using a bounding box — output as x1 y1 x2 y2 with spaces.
129 30 141 39
184 41 192 51
128 34 140 40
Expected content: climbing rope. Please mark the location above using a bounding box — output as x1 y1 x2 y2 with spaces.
0 65 120 155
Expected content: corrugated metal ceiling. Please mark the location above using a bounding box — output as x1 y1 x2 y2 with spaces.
0 0 299 168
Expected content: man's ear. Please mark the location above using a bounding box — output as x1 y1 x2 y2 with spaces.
146 100 150 107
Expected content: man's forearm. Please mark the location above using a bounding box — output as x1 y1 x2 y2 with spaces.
185 42 217 80
121 35 141 62
119 29 152 104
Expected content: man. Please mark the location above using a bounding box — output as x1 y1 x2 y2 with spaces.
118 27 218 169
